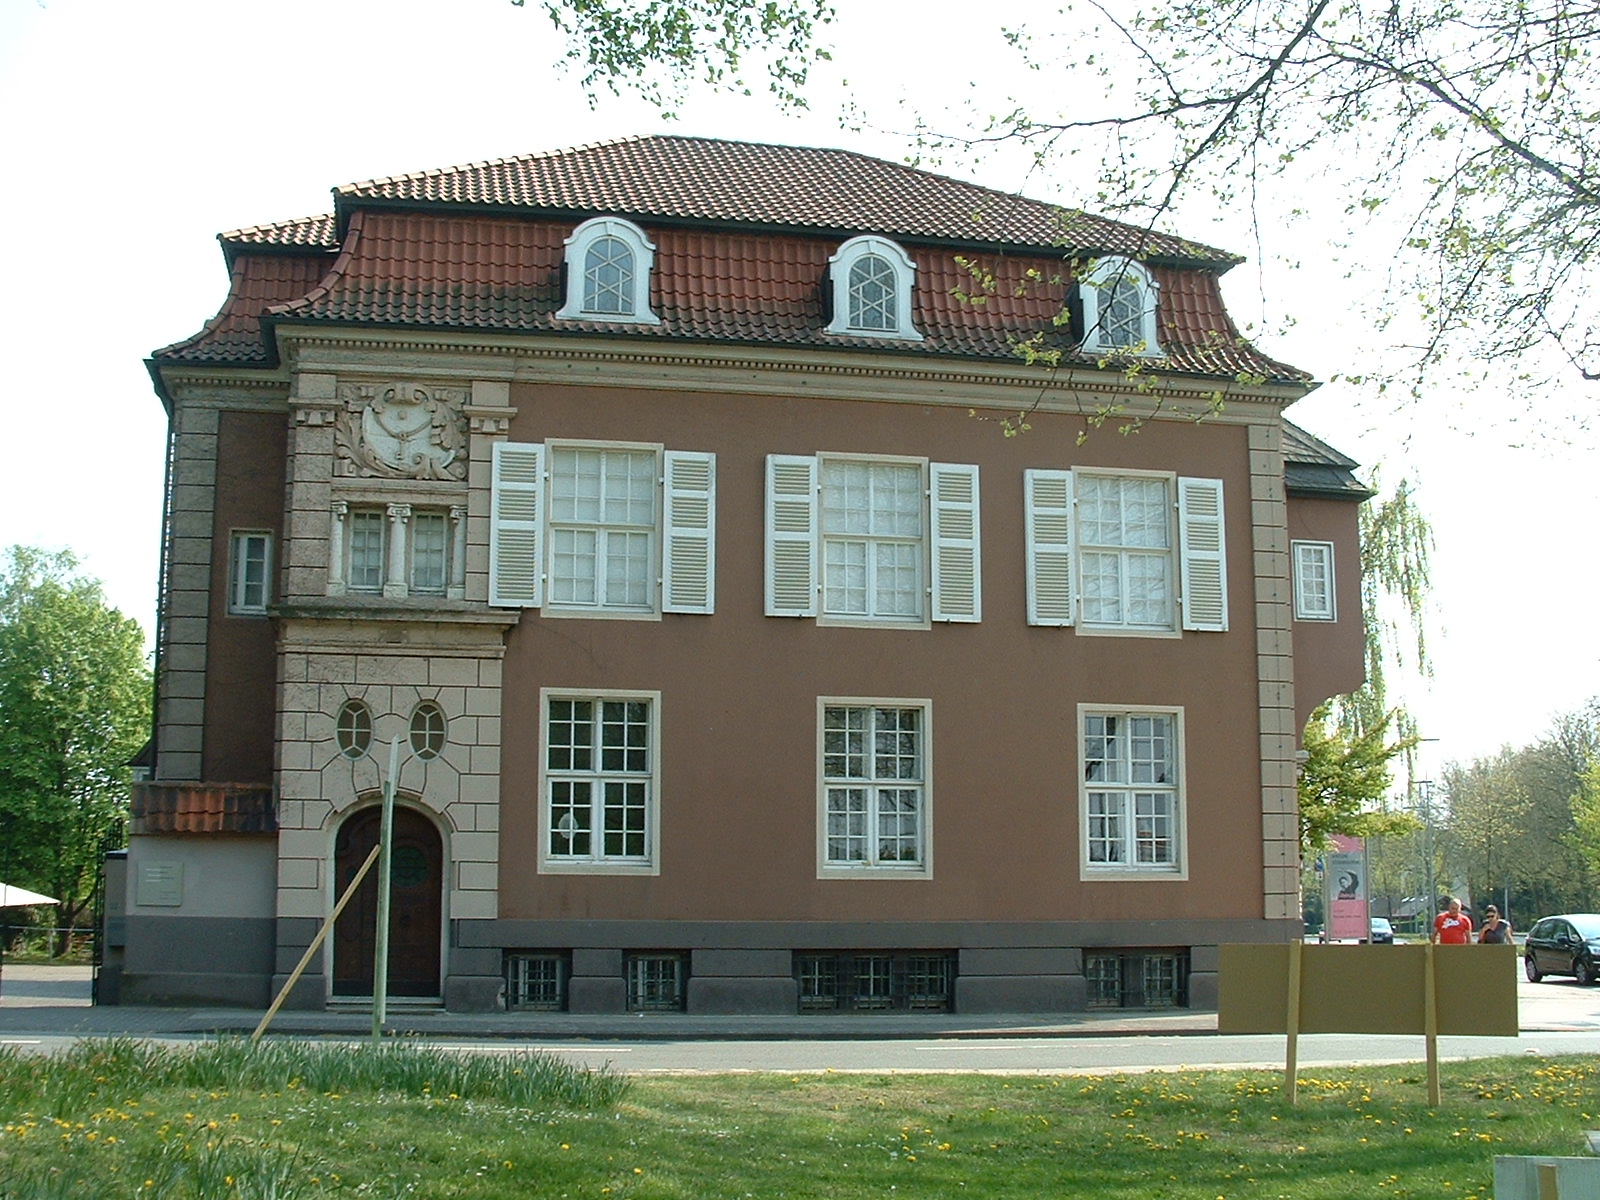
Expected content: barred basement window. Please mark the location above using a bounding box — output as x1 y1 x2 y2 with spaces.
793 952 954 1012
626 953 686 1012
1083 949 1190 1009
506 953 569 1011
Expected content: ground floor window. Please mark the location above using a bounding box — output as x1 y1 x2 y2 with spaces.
794 952 954 1012
505 953 569 1011
626 952 687 1011
1084 949 1190 1009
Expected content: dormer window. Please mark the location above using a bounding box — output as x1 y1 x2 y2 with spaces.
556 217 660 325
1080 257 1161 356
825 236 922 341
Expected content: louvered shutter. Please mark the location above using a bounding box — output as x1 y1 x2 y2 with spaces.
765 454 818 617
490 441 544 608
662 450 715 614
1178 475 1227 631
1025 469 1075 626
929 462 981 622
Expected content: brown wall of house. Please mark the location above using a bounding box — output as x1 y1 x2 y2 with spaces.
1287 494 1365 732
496 383 1268 928
204 409 284 783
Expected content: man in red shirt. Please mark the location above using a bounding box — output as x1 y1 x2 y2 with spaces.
1432 897 1474 944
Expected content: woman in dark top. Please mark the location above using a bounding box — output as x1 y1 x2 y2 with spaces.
1479 905 1512 944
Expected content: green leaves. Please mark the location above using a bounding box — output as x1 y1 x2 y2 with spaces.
1298 703 1420 856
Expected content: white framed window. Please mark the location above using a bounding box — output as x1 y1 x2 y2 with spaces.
765 454 979 626
1292 540 1337 621
228 531 271 615
1025 470 1226 634
539 689 660 875
409 511 450 595
824 236 922 341
1079 257 1161 356
347 508 387 594
1079 706 1185 878
818 698 932 878
490 442 715 618
554 217 661 325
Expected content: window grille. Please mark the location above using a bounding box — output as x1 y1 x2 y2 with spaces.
506 953 569 1011
793 952 954 1012
1083 950 1190 1009
626 953 686 1012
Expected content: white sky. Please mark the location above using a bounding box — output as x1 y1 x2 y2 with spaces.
1 0 1595 777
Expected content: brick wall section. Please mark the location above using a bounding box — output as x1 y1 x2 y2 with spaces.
1251 421 1300 920
156 403 220 781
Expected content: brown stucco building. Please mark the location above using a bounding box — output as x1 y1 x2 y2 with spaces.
111 136 1370 1014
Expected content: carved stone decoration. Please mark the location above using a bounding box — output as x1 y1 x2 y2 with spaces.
334 384 468 480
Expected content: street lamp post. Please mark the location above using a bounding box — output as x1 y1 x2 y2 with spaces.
1416 779 1435 923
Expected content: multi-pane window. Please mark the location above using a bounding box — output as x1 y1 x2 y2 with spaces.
543 693 657 872
848 253 897 331
1085 950 1190 1008
409 702 447 760
821 460 925 621
821 703 928 874
795 952 954 1012
506 953 569 1011
548 447 657 612
1080 257 1160 356
347 509 387 593
584 236 635 315
1082 710 1182 873
228 531 271 615
1077 474 1173 630
410 512 449 595
335 701 373 760
1097 277 1145 348
626 953 686 1011
1292 540 1336 620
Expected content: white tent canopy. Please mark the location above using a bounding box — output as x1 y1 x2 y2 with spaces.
0 883 58 907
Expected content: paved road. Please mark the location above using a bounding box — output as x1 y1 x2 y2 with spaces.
5 963 1600 1075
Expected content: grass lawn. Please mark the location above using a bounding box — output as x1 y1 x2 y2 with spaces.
2 1038 1595 1198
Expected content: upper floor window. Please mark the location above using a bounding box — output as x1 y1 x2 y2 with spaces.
1292 540 1337 621
409 702 447 760
555 217 661 325
490 441 715 617
765 454 980 626
335 700 373 759
228 531 272 615
1024 470 1226 634
331 503 464 601
1079 257 1161 356
1081 707 1185 877
824 236 922 341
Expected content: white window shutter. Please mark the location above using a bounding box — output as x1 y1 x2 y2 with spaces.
490 441 544 608
1178 475 1227 631
929 462 981 622
1025 469 1075 626
765 454 818 617
662 450 715 614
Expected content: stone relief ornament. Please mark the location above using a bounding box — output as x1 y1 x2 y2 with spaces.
334 384 468 480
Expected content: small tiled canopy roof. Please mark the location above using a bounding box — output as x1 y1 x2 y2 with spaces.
1283 420 1374 498
152 135 1311 385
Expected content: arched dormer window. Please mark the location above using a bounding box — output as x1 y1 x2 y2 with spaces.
556 217 660 325
825 236 922 341
1080 257 1161 356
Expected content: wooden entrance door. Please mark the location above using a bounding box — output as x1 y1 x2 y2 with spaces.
332 806 443 997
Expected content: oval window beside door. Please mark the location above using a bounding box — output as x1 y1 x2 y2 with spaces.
409 702 447 760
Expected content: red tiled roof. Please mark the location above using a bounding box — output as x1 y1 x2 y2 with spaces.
131 783 276 835
336 135 1237 265
152 137 1310 384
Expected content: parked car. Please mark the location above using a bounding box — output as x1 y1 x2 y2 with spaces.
1369 917 1395 944
1523 914 1600 984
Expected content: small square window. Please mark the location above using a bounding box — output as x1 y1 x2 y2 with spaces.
507 953 569 1011
228 531 272 615
626 953 686 1011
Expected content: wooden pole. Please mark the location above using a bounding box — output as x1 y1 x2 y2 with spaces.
1424 940 1441 1105
372 736 400 1044
251 843 380 1043
1285 937 1303 1105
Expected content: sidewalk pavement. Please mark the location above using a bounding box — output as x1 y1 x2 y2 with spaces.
0 964 1216 1042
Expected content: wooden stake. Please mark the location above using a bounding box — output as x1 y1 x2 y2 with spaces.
250 844 381 1043
1285 937 1302 1105
1424 940 1441 1106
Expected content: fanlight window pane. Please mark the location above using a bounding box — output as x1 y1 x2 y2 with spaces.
1099 277 1145 347
584 236 635 315
848 253 898 331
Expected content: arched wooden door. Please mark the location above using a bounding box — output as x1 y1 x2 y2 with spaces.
332 806 443 997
